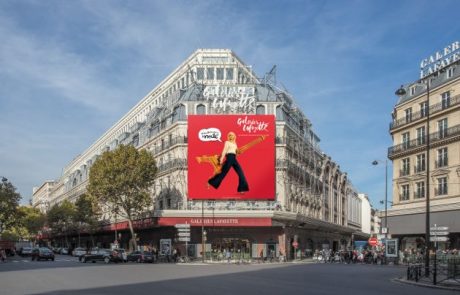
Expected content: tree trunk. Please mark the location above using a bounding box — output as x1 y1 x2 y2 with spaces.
127 218 137 251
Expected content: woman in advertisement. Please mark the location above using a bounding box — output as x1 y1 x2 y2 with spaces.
208 132 249 194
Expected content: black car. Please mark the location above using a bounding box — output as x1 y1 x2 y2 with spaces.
127 251 155 263
31 247 55 261
81 249 123 264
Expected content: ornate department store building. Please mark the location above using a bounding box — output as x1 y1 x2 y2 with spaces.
33 49 364 259
388 41 460 251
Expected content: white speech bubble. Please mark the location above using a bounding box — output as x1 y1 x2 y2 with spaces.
198 128 222 142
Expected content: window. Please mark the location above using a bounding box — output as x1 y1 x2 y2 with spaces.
401 158 410 176
410 86 416 96
447 67 454 78
132 134 139 147
206 67 214 80
405 108 412 122
416 153 426 172
441 91 450 109
416 126 426 145
196 68 204 80
415 181 425 199
226 68 234 80
436 177 448 196
420 101 428 117
196 104 206 115
256 105 266 114
438 118 448 138
400 184 410 201
402 132 410 149
436 147 448 168
216 68 224 80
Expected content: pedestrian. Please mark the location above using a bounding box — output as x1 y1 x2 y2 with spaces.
0 248 6 262
226 249 232 263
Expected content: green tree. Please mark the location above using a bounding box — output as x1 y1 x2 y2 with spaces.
15 206 46 242
87 145 157 250
0 178 21 234
47 200 76 247
74 194 101 247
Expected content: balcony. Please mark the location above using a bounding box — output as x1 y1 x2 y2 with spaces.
435 158 448 168
413 165 425 173
435 187 448 196
390 93 460 130
413 191 425 199
399 194 410 201
399 169 410 177
388 123 460 159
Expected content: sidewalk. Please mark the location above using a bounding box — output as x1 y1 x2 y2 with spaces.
394 277 460 292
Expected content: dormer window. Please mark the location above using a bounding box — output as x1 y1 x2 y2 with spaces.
410 86 416 96
447 67 454 78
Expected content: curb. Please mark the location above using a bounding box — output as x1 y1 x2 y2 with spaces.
393 277 460 291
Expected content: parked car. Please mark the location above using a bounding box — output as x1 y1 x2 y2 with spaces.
72 247 87 257
60 248 69 255
31 247 55 261
81 249 123 264
19 247 34 257
127 251 155 263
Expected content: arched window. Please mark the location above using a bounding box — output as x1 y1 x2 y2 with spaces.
256 105 266 114
196 104 206 115
276 105 283 120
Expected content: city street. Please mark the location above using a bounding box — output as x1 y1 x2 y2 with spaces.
0 256 456 295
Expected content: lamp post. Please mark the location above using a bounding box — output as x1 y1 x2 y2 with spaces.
395 80 431 276
202 200 205 263
372 159 388 240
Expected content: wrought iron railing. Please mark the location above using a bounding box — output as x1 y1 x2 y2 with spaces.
390 93 460 130
388 123 460 158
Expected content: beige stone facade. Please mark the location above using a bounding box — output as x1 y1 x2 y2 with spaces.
387 54 460 249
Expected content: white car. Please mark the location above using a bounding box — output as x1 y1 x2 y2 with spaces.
72 247 87 257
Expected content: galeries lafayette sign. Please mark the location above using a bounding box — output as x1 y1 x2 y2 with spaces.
158 217 272 227
420 41 460 78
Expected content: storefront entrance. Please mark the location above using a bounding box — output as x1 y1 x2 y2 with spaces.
211 238 251 260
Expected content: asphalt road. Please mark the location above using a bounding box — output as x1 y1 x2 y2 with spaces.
0 256 457 295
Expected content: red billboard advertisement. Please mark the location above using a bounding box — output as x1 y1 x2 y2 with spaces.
188 115 275 200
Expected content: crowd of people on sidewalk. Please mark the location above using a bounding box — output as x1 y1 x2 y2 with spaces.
313 249 386 264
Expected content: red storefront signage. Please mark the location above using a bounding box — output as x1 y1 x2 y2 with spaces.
100 217 272 231
188 115 275 200
158 217 272 227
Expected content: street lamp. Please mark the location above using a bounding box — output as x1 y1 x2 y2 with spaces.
395 80 431 276
372 159 389 239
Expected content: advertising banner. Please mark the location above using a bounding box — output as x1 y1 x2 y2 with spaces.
188 115 275 200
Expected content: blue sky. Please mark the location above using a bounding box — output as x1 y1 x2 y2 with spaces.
1 0 459 208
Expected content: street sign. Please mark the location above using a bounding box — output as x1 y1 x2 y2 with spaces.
178 237 191 242
177 228 190 232
430 236 449 242
368 237 378 247
177 232 191 237
430 226 448 231
292 241 298 248
175 224 191 228
430 231 449 236
381 227 388 234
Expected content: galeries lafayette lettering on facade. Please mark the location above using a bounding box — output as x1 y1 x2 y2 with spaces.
420 41 460 78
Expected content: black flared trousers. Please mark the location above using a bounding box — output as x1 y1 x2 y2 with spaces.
208 153 249 192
